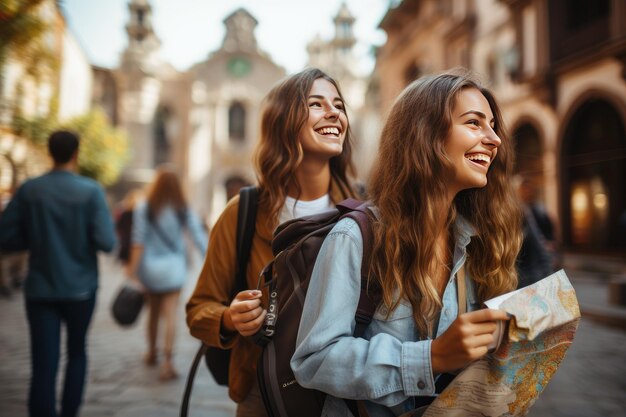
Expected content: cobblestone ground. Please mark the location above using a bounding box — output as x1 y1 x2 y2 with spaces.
0 256 625 417
0 255 236 417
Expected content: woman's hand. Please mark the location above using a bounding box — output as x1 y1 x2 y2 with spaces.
223 290 266 337
124 245 146 292
431 308 509 374
123 264 146 293
127 276 147 293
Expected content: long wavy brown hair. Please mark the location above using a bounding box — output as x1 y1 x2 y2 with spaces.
145 165 187 218
368 71 522 336
254 68 355 225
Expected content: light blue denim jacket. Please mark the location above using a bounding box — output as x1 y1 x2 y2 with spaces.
132 202 208 292
291 214 480 417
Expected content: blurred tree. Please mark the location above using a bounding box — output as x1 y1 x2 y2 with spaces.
0 1 122 194
9 108 130 186
11 112 57 147
0 0 50 99
61 109 130 186
1 2 128 187
0 0 48 55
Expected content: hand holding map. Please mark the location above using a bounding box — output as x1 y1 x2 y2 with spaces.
424 269 580 417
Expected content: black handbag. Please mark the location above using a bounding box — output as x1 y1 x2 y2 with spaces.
111 283 145 326
180 186 258 417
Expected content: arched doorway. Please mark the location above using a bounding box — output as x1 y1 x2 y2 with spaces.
561 98 626 253
153 106 171 166
512 122 549 211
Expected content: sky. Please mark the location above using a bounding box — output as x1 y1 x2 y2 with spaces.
59 0 391 75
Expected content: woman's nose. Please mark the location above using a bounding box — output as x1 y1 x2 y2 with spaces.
482 128 502 147
326 107 340 118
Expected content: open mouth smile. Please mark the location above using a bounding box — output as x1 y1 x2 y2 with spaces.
465 152 491 168
315 126 341 137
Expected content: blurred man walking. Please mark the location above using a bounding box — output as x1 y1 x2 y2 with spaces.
0 130 116 417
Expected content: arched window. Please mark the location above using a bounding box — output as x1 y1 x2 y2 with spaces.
339 22 351 39
229 102 246 143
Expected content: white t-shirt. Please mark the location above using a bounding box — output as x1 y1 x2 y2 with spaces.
278 194 332 225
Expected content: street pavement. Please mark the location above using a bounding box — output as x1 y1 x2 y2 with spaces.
1 255 625 417
0 255 236 417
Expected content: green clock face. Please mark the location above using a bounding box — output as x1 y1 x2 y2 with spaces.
227 57 252 78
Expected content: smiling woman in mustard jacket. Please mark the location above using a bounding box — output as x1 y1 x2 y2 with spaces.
186 68 357 417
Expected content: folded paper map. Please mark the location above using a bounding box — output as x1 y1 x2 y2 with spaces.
424 269 580 417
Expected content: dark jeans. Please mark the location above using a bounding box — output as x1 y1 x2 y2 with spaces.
25 295 96 417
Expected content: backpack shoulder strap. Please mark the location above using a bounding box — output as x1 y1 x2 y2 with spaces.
340 204 377 417
233 186 258 296
147 210 179 251
180 186 258 417
340 202 378 337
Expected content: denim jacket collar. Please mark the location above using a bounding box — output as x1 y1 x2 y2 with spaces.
453 214 476 248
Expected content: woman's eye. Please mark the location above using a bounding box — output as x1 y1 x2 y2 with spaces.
467 119 480 127
334 103 345 111
308 101 322 107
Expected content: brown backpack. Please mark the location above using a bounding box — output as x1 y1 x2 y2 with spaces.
253 198 378 417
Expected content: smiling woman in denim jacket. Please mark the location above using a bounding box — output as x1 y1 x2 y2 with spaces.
291 71 523 417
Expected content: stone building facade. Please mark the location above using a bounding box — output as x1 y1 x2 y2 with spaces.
185 9 285 221
374 0 626 256
107 1 374 223
111 1 285 223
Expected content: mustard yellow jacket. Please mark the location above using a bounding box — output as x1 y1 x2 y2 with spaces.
186 183 353 402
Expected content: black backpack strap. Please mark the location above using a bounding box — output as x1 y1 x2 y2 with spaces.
234 186 258 295
180 186 258 417
147 206 190 252
147 210 179 251
180 343 209 417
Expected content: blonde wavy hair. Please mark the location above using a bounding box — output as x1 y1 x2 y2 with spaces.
254 68 355 226
368 71 522 336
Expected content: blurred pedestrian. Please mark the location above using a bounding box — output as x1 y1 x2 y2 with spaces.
291 71 522 416
0 130 116 417
126 165 207 381
114 188 144 266
0 189 28 298
186 68 357 416
515 176 555 288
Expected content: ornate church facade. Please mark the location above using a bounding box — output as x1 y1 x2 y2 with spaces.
109 2 285 223
103 1 367 224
